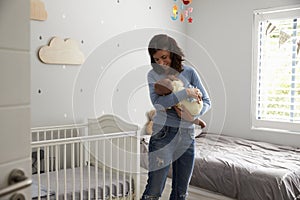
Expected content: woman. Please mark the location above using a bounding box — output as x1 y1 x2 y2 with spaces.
141 34 211 200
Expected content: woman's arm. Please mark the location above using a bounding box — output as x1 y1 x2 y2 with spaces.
190 67 211 116
148 72 187 109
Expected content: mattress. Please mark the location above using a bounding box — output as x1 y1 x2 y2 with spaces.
32 166 132 200
192 133 300 200
140 133 300 200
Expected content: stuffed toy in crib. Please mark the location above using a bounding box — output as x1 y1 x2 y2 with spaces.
154 76 206 128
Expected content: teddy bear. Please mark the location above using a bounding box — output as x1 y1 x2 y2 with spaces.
145 109 156 135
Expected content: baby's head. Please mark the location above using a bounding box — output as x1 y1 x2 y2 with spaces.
154 78 174 95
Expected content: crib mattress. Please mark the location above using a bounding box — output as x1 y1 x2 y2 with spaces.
32 166 132 200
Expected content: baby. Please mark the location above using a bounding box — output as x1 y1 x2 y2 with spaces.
154 76 206 128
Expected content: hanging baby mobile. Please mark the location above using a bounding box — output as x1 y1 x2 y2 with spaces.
171 0 193 23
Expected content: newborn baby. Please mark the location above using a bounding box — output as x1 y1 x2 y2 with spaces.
154 76 206 128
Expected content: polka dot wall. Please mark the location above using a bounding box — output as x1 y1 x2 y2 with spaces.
30 0 186 127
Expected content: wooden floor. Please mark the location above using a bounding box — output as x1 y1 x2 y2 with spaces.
139 171 236 200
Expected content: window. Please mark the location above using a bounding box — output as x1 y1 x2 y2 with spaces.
252 5 300 133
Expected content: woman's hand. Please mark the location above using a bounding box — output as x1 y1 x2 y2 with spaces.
174 105 194 122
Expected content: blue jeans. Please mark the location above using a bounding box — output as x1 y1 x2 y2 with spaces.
141 124 195 200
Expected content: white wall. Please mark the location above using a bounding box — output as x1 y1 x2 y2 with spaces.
31 0 300 147
31 0 186 127
187 0 300 147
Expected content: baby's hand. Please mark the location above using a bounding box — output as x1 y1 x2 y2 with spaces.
174 105 194 122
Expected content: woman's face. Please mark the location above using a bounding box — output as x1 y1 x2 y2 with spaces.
153 50 172 72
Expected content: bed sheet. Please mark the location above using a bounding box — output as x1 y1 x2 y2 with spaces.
191 133 300 200
32 166 132 200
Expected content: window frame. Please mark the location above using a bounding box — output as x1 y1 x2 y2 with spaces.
251 4 300 134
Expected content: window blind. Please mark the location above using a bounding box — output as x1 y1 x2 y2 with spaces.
252 5 300 132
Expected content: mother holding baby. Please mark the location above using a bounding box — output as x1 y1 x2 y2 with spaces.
141 34 211 200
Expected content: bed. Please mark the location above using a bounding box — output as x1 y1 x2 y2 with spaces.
31 114 140 200
140 130 300 200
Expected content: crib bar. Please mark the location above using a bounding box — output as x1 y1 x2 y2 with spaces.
43 131 47 173
87 141 91 200
109 138 113 200
136 130 141 200
80 143 83 200
71 142 75 200
55 145 59 200
37 147 41 200
116 138 120 200
103 140 106 200
31 123 139 200
50 131 54 172
123 138 126 198
95 141 99 200
129 137 133 199
57 131 60 171
46 146 50 200
64 143 67 200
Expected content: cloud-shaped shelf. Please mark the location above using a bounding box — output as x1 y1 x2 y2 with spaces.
38 37 85 65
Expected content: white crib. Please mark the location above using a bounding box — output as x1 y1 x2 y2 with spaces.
31 114 140 200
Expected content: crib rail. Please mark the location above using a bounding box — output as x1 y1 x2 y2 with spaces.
31 123 87 142
31 124 139 200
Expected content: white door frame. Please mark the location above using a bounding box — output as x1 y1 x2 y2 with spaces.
0 0 31 199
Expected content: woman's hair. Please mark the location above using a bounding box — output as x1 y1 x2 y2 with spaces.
148 34 184 74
